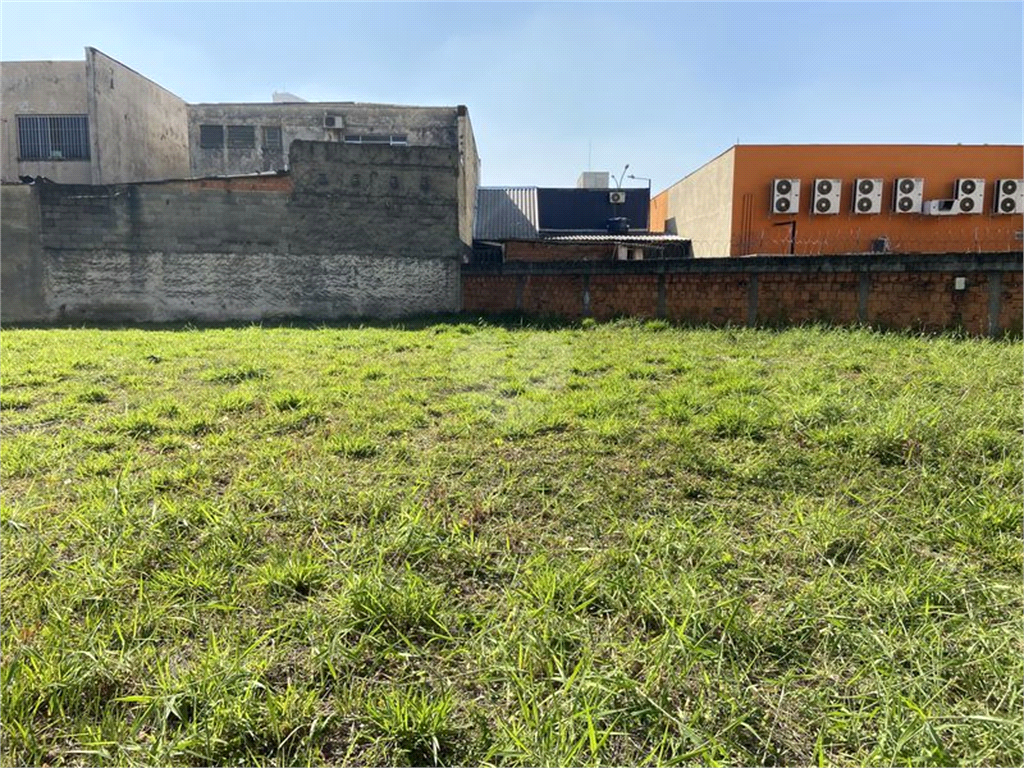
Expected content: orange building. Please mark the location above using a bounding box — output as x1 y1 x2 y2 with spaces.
651 144 1024 256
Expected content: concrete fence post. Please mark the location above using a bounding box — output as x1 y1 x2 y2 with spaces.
657 273 667 319
987 271 1002 337
858 272 871 323
515 274 526 312
582 273 591 317
746 273 758 327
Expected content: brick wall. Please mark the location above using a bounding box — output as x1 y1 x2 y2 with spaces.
505 240 614 262
462 253 1024 336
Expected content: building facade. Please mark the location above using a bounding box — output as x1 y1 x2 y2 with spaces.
651 144 1024 257
473 183 689 262
188 101 475 177
1 47 479 229
1 48 190 185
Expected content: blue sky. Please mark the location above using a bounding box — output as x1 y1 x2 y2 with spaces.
1 1 1021 191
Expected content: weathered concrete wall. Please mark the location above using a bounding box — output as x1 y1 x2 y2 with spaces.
42 251 459 323
1 185 46 321
2 140 468 323
287 141 464 258
0 61 92 184
187 102 464 177
85 48 190 184
456 107 479 246
653 147 735 257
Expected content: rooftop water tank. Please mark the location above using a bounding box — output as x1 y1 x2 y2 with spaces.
606 217 630 235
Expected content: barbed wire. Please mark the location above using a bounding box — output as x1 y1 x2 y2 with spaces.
685 226 1023 256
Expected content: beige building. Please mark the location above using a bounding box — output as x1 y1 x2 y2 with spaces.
1 47 190 184
188 101 475 179
2 47 479 200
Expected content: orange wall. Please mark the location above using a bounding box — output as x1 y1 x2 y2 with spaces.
730 145 1024 255
649 192 668 233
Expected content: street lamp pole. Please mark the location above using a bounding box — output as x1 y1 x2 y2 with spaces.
628 175 653 230
627 174 651 193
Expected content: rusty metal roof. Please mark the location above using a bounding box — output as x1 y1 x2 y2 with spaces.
474 187 539 240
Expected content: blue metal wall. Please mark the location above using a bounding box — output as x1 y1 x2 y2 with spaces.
536 187 650 232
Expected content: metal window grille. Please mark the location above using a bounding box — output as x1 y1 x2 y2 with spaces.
17 115 90 160
262 126 283 152
199 124 224 148
226 125 256 149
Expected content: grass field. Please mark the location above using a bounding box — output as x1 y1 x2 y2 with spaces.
1 318 1021 767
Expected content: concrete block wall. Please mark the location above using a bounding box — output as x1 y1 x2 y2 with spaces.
287 141 465 255
0 185 46 321
2 140 468 323
462 253 1024 336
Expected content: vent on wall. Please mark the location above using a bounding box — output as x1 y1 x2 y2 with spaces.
771 178 800 214
893 178 924 214
993 179 1023 214
953 178 985 214
811 178 841 214
852 178 883 214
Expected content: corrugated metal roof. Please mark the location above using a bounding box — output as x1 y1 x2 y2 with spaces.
474 187 539 240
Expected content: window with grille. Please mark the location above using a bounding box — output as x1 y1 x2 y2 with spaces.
199 124 224 148
262 126 283 152
343 134 409 146
226 125 256 149
17 115 90 160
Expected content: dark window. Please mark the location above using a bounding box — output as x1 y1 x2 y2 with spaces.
199 124 224 148
17 115 90 160
262 126 282 152
226 125 256 149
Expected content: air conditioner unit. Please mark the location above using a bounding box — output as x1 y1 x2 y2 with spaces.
923 199 957 216
953 178 984 214
609 190 626 204
993 178 1024 214
323 115 343 128
811 178 842 215
852 178 883 214
771 178 800 214
893 177 924 214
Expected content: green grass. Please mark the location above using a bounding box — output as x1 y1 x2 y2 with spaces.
1 318 1021 767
